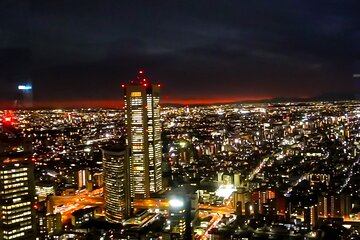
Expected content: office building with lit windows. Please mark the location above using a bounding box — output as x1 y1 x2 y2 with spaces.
123 71 163 198
102 143 132 223
0 126 36 240
168 195 191 240
35 182 55 201
77 168 92 191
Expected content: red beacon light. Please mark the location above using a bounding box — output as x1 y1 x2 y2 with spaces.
157 84 161 87
4 117 12 122
121 84 125 88
139 70 144 74
2 115 15 125
143 83 147 87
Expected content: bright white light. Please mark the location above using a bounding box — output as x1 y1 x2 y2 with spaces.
47 172 56 178
169 199 184 208
18 84 32 90
179 141 187 148
215 184 236 198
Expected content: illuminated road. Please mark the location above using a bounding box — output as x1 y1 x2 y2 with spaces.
133 199 169 209
338 154 360 193
245 150 283 185
53 188 172 222
247 156 270 181
205 214 222 238
284 173 309 197
196 213 223 240
195 197 234 239
52 188 104 222
53 186 234 228
198 204 234 215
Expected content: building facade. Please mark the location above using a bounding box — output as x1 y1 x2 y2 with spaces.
0 132 36 240
102 144 132 223
124 71 162 198
168 195 192 240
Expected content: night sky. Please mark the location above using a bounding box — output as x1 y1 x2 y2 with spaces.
0 1 359 107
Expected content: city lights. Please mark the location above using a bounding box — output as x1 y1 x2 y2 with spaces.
215 184 236 199
2 97 360 239
169 199 184 208
2 1 358 239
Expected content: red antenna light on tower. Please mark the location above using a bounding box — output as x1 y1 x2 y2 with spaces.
139 70 144 74
4 117 12 123
2 113 15 125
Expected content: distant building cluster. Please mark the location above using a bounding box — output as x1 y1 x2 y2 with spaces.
3 74 360 239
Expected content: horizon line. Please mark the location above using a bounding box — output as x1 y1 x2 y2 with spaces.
0 95 318 109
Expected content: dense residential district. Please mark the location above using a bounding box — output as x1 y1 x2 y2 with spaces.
2 100 360 239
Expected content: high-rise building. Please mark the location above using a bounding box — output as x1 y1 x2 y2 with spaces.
102 144 132 223
318 194 351 218
0 122 36 240
46 213 62 236
93 172 103 187
35 182 55 201
168 195 191 240
123 71 162 198
77 168 92 191
36 207 62 239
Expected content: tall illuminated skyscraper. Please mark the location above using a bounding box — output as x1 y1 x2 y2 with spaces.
168 194 191 240
102 144 132 223
0 119 36 240
123 70 162 198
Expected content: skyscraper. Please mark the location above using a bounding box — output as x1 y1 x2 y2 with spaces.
102 144 132 223
168 194 192 240
123 71 162 198
0 120 36 240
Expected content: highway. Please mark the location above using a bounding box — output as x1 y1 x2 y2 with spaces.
52 188 104 222
52 188 170 222
52 185 235 233
133 198 169 209
198 204 234 215
195 213 223 240
338 154 360 193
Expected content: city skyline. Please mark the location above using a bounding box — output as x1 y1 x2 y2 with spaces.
0 1 360 108
3 1 360 240
2 102 360 239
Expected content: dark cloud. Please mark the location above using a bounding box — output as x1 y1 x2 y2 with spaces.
0 0 359 104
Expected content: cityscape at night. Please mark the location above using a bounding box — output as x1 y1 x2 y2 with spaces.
1 1 360 240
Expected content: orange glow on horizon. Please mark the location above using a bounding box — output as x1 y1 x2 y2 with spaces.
163 96 274 105
0 95 310 109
